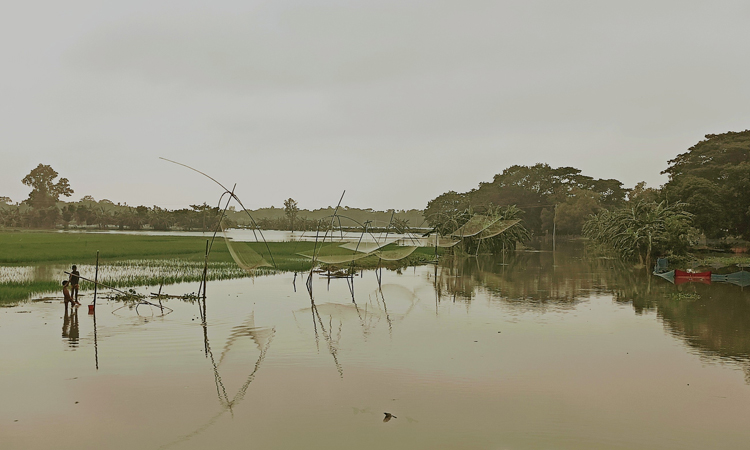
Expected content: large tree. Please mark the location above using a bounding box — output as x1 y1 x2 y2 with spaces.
284 198 299 232
22 164 73 209
426 164 627 236
662 130 750 239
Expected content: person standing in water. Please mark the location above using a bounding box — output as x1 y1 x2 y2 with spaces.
62 280 74 306
68 265 80 303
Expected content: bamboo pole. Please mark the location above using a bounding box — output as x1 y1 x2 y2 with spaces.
64 271 127 297
91 251 99 311
201 239 209 299
309 190 346 285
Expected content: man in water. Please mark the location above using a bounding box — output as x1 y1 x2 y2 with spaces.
69 265 80 302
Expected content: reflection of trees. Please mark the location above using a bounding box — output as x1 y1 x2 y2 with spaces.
436 242 610 309
437 241 750 381
611 269 750 380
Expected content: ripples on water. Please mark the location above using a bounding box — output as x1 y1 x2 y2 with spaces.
3 245 750 450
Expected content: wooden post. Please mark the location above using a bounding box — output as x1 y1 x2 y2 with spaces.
91 251 99 312
202 240 209 299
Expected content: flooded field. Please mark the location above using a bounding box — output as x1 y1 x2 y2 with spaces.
3 244 750 449
56 228 415 243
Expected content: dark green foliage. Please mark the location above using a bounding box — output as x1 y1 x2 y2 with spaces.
583 201 694 267
284 198 299 232
424 191 471 236
662 130 750 239
461 205 532 253
426 164 627 237
21 164 73 209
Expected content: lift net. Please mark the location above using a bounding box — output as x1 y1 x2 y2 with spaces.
450 215 501 238
297 243 372 265
339 241 390 253
221 222 272 273
397 235 461 248
477 219 520 240
376 245 418 261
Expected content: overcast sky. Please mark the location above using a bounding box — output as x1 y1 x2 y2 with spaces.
1 0 749 211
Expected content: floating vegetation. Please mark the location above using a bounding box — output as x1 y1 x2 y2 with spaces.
693 255 750 271
104 288 146 305
667 292 701 302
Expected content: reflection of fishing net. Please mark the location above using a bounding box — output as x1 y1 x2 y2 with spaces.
451 215 500 237
221 224 272 273
376 246 417 261
476 219 520 239
301 302 383 321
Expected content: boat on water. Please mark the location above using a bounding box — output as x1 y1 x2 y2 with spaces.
674 269 711 285
652 269 712 284
653 258 750 287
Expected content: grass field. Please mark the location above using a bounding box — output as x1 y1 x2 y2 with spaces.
0 231 439 303
0 231 236 264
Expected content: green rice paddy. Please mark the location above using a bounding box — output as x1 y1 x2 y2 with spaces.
0 231 438 303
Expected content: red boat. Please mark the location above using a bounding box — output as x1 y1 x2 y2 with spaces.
674 269 711 285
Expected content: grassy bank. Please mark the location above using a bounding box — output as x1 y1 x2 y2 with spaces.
0 231 439 303
0 230 236 264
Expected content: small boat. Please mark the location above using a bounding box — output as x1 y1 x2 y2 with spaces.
674 269 711 285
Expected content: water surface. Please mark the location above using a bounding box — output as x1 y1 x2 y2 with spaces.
3 245 750 449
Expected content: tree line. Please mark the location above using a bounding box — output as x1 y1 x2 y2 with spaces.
425 129 750 262
0 165 424 232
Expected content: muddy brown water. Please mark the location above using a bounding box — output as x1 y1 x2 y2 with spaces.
3 245 750 450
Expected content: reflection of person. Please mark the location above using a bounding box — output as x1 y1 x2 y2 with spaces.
62 303 70 338
69 265 80 301
69 307 79 344
62 304 79 346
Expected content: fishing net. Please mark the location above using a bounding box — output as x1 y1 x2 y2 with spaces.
339 241 390 253
297 243 372 265
221 222 272 273
376 246 418 261
450 215 501 238
476 219 520 239
396 235 460 248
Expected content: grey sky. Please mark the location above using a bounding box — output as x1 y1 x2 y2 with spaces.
2 0 749 211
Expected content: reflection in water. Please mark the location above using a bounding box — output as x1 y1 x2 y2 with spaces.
62 305 79 347
12 240 750 449
161 296 275 449
92 308 99 370
438 241 750 383
296 275 423 378
306 287 344 378
435 244 608 308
